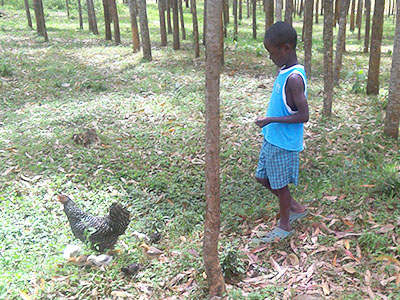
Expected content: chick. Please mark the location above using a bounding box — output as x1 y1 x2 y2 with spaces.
139 243 164 260
63 244 82 259
67 255 91 266
87 254 113 267
121 263 142 276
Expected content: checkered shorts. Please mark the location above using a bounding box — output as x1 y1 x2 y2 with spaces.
255 140 300 190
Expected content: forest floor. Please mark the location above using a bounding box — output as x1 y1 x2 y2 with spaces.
0 2 399 300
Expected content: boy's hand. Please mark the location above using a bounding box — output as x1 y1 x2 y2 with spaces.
255 117 270 128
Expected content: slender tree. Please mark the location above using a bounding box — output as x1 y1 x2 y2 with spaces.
334 0 339 26
323 0 334 117
138 0 152 60
252 0 257 38
334 0 350 83
158 0 168 46
315 0 319 23
384 0 400 139
239 0 242 19
86 0 99 34
285 0 293 24
247 0 250 18
191 0 200 57
109 0 121 44
203 0 207 44
129 0 141 52
304 0 314 76
178 0 186 40
265 0 274 30
223 0 228 37
349 0 356 31
233 0 238 40
366 0 385 95
356 0 363 39
24 0 33 28
32 0 48 41
77 0 83 29
65 0 70 18
172 0 180 49
167 0 173 34
363 0 371 52
103 0 112 40
204 0 226 296
276 0 283 21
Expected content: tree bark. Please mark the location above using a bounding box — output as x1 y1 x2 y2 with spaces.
86 0 99 34
223 0 228 37
239 0 242 19
315 0 319 23
285 0 293 24
304 0 314 76
323 0 334 117
109 0 121 44
384 1 400 139
33 0 48 41
363 0 371 52
203 0 207 44
356 0 363 39
204 0 226 297
171 0 180 49
129 0 141 51
265 0 274 30
77 0 83 29
158 0 168 46
334 0 350 84
65 0 70 19
191 0 200 57
276 0 282 21
334 0 339 26
103 0 112 40
252 0 257 38
233 0 238 40
366 0 385 95
349 0 356 31
178 0 186 39
167 0 173 34
138 0 152 60
24 0 33 28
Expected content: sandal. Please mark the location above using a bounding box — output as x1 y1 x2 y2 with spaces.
278 210 309 226
259 227 293 243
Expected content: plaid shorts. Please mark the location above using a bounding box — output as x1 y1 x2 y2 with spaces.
255 140 300 190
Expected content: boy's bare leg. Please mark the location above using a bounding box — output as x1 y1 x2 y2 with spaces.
256 177 306 214
276 186 291 231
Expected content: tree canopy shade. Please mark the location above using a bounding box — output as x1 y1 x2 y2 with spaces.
203 0 226 297
384 1 400 139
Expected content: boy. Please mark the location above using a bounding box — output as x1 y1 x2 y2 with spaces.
255 22 309 243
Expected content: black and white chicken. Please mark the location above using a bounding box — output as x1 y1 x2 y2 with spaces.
58 195 130 252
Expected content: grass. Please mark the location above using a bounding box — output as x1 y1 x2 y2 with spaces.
0 1 399 299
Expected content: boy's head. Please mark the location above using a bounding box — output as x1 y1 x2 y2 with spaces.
264 22 298 68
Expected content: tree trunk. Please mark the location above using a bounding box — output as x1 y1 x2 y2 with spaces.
167 0 173 34
334 0 350 83
239 0 242 19
304 0 314 76
33 0 48 41
138 0 152 60
109 0 121 44
315 0 319 23
334 0 339 26
276 0 282 21
247 0 250 18
77 0 84 29
203 0 207 44
66 0 70 19
87 0 99 34
265 0 274 30
366 0 385 95
285 0 293 24
349 0 356 31
129 0 141 51
24 0 33 28
323 0 334 117
204 0 226 297
223 0 228 37
384 1 400 139
158 0 168 46
172 0 180 49
321 0 324 14
191 0 200 57
178 0 186 39
363 0 371 52
233 0 238 40
252 0 257 38
356 0 363 39
103 0 112 40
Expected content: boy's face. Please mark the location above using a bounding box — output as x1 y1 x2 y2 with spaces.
264 39 291 68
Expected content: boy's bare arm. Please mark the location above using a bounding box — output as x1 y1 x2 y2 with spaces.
255 74 309 128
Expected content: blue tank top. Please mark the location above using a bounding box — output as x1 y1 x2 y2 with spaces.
261 64 307 151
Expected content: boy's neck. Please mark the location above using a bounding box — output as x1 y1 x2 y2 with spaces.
282 54 298 70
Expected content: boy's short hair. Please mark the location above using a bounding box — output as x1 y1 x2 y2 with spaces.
264 21 297 48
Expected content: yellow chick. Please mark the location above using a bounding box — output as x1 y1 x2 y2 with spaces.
87 254 113 267
139 243 164 260
67 255 91 266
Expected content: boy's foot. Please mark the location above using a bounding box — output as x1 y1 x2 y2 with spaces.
278 210 309 226
259 227 293 243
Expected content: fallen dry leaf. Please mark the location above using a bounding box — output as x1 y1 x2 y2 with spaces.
376 224 395 234
375 255 400 266
287 253 299 266
19 290 31 300
321 281 330 296
343 264 357 274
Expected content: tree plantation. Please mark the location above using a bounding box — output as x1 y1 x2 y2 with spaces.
0 0 399 299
